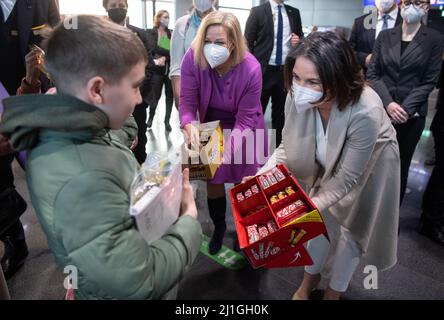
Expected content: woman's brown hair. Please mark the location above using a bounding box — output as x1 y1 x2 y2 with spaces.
153 10 169 29
284 31 365 111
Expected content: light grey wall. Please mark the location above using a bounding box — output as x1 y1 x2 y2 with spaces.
268 0 365 29
175 0 193 19
175 0 366 29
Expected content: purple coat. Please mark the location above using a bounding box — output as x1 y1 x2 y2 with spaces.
180 49 269 184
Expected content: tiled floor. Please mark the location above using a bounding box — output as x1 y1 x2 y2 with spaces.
2 90 443 300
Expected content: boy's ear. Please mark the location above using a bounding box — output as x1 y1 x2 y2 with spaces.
86 76 106 105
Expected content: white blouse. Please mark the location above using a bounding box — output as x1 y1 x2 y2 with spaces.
315 109 329 169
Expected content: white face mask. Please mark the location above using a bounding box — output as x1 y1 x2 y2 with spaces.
376 0 395 13
160 18 169 27
194 0 213 12
401 5 426 24
204 44 230 69
292 82 323 113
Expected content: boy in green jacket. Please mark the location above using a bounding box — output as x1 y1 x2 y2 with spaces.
0 15 202 300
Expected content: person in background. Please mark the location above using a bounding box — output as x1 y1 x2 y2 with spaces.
147 10 174 132
103 0 155 164
0 0 60 281
349 0 402 73
421 60 444 246
244 32 400 300
367 0 444 204
0 15 202 300
180 11 268 255
170 0 216 109
245 0 304 147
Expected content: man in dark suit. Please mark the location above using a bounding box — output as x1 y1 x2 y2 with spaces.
0 0 60 280
245 0 303 147
103 0 155 165
349 0 402 73
422 60 444 246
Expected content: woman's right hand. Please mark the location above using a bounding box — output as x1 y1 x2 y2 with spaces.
182 123 200 150
154 56 166 67
241 176 256 184
180 169 198 219
387 102 409 124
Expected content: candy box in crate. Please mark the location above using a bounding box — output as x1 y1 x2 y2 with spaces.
229 164 329 269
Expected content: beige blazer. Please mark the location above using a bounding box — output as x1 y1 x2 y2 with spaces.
259 86 400 271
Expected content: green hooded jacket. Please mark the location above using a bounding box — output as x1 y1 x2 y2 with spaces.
0 94 202 299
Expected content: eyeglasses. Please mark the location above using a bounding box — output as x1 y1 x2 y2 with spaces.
402 0 430 7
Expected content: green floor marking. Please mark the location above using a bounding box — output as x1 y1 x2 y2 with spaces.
200 235 247 270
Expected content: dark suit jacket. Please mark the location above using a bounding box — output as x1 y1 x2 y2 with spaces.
349 10 402 71
15 0 60 60
127 24 155 97
245 1 303 73
367 25 444 117
0 0 60 94
431 62 444 133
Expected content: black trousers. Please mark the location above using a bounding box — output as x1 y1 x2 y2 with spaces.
422 128 444 226
148 72 174 124
132 101 148 165
261 65 287 147
0 155 25 245
422 85 444 226
394 116 426 204
0 155 14 193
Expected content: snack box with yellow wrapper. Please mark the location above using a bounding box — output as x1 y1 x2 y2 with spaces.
183 120 224 180
229 164 329 269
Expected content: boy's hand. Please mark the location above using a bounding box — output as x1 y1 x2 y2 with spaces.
25 48 43 85
180 169 198 219
130 136 138 150
0 135 13 156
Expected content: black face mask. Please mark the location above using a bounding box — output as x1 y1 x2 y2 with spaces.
108 8 127 23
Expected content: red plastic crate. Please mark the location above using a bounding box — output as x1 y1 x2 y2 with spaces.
229 164 329 269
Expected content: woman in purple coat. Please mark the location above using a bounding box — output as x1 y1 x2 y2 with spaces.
180 11 268 254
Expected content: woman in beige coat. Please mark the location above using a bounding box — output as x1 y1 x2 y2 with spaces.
245 32 400 300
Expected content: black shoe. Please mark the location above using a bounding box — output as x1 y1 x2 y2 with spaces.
420 222 444 246
147 117 154 129
233 238 241 252
165 122 172 132
1 240 29 280
209 224 226 255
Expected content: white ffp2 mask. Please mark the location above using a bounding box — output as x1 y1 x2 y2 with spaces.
204 44 230 69
292 82 323 113
401 5 426 24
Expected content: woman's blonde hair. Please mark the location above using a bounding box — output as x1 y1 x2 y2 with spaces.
191 11 248 70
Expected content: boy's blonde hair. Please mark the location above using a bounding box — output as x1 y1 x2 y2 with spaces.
191 11 248 70
43 15 147 92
